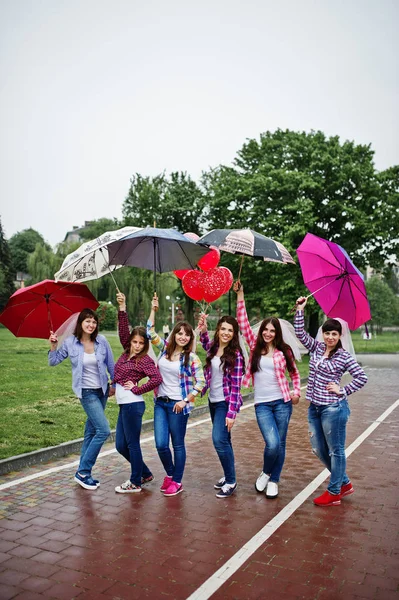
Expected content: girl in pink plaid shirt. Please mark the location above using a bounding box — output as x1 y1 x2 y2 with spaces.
234 283 301 499
197 314 245 499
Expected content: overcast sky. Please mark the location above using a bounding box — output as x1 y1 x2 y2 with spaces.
1 0 398 248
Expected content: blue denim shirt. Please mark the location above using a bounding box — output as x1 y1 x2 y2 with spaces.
48 335 115 399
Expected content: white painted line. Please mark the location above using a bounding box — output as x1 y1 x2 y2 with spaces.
186 397 399 600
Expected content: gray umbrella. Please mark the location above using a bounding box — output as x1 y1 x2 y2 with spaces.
197 228 295 278
107 227 210 290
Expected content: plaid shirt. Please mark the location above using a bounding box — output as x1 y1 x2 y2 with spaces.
199 331 244 420
294 311 367 405
146 320 205 415
236 299 301 401
113 311 162 395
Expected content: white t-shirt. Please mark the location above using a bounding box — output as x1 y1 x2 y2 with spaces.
157 356 182 400
254 355 282 404
115 383 144 405
81 352 101 388
209 356 225 403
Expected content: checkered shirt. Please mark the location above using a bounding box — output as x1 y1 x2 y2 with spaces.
146 320 205 415
236 299 301 400
199 331 244 420
113 311 162 395
294 311 367 405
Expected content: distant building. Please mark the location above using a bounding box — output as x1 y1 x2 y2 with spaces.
64 221 94 244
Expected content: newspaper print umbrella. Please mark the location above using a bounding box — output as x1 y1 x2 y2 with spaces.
296 233 371 330
107 227 210 291
0 279 99 339
54 226 142 288
197 228 295 277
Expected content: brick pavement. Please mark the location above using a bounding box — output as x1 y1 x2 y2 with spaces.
0 355 398 600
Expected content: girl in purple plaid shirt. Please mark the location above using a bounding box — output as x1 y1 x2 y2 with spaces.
295 296 367 507
197 314 245 499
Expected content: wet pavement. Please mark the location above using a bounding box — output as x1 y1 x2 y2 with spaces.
0 355 398 600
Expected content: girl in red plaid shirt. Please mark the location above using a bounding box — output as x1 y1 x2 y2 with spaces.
197 314 245 499
113 292 162 494
234 282 301 499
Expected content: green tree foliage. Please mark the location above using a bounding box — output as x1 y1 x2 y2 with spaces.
0 217 15 309
9 228 51 275
203 129 398 326
79 218 122 241
366 276 399 332
27 244 64 284
96 301 118 331
123 172 206 235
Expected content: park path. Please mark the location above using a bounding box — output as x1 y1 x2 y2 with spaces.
0 355 398 600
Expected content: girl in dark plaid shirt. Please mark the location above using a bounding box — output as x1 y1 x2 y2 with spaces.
113 293 162 494
197 314 245 499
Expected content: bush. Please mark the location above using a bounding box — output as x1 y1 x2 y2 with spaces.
96 301 117 331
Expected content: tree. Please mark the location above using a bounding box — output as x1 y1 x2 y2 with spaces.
26 244 63 284
0 217 15 309
8 228 51 275
123 171 206 235
79 218 122 241
366 277 399 333
203 129 399 329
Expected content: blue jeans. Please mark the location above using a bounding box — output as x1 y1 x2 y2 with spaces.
255 399 293 483
154 398 189 484
78 388 110 476
209 401 236 484
115 402 152 486
308 400 350 495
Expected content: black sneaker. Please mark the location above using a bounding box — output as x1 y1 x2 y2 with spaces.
214 477 226 490
216 483 237 498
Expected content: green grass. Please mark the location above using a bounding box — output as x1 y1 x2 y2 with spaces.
0 327 396 459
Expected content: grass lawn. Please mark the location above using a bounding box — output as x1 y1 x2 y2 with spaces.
0 327 397 460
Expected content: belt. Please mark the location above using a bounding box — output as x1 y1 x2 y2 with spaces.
156 396 178 403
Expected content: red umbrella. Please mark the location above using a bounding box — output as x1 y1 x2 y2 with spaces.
296 233 371 330
0 280 99 339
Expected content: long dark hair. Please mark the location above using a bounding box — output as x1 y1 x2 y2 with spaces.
165 321 195 367
125 326 149 359
250 317 296 374
205 316 244 373
322 319 343 358
74 308 99 341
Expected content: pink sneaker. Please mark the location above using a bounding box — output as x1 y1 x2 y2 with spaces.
160 476 173 492
163 481 183 497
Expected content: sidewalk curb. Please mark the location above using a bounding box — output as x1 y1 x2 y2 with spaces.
0 392 256 475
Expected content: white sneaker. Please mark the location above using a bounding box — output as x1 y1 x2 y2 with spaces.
115 480 142 493
255 471 270 493
266 481 278 498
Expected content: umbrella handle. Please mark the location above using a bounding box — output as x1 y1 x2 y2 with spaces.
237 255 245 280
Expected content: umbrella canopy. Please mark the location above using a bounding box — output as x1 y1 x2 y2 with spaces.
0 280 99 339
197 229 295 264
107 227 210 290
54 226 142 285
296 233 371 330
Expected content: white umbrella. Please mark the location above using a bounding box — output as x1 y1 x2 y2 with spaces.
54 226 142 288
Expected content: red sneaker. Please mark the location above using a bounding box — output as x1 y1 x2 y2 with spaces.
160 476 173 492
340 482 354 497
313 490 341 507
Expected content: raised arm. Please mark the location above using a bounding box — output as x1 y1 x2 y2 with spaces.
48 333 69 366
116 292 131 349
233 282 257 349
197 313 212 353
294 296 319 353
146 293 166 351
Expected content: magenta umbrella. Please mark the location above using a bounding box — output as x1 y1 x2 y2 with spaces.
296 233 371 330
